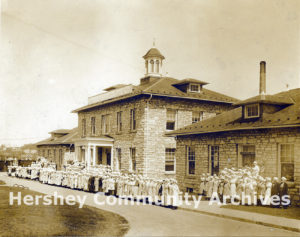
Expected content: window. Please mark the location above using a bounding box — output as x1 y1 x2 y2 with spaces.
189 84 200 93
245 104 259 118
130 148 136 171
130 109 136 131
210 146 220 175
165 148 176 172
280 144 294 181
150 60 154 72
42 149 45 157
156 60 159 73
166 109 176 130
116 148 122 171
192 111 203 123
187 146 195 175
82 118 86 137
91 117 96 135
53 149 56 161
241 145 255 167
117 111 122 132
48 149 51 158
59 149 63 166
101 114 110 134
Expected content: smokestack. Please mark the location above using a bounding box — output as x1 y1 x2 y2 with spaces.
259 61 266 95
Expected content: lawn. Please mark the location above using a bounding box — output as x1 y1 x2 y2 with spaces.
221 205 300 220
0 185 129 236
0 180 6 185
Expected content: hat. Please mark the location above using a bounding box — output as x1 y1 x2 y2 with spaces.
281 177 287 181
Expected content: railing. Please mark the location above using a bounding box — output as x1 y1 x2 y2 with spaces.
88 85 134 104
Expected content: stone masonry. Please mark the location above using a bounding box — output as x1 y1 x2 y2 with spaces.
175 127 300 201
77 94 233 177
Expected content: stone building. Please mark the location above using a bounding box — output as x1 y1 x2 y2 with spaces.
36 128 78 169
168 62 300 193
72 47 238 177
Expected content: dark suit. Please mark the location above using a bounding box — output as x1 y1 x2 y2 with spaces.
279 182 289 208
271 182 280 207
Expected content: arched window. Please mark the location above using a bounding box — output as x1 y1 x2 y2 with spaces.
156 60 159 73
150 60 154 72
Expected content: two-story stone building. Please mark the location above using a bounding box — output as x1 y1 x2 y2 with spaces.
72 47 238 177
36 128 78 169
168 62 300 192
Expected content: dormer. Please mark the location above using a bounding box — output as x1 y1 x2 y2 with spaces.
172 78 208 93
49 129 70 139
234 61 294 120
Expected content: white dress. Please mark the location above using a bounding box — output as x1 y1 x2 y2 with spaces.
264 182 272 205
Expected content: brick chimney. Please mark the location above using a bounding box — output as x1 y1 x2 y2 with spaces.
259 61 266 95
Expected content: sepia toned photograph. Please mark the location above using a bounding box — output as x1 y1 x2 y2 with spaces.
0 0 299 236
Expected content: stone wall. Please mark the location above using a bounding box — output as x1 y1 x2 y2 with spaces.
175 127 300 193
77 95 233 177
37 145 74 169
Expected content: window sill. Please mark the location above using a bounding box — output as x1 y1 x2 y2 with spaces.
185 174 196 179
130 130 137 133
165 171 176 175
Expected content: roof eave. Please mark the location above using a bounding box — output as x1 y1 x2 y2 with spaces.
167 124 300 137
142 92 237 104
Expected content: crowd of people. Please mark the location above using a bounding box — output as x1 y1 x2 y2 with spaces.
7 157 180 208
7 159 291 208
199 162 290 208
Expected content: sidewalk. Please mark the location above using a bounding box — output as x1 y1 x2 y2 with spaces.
179 199 300 233
1 173 299 235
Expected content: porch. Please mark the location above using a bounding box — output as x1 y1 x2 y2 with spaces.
74 136 114 170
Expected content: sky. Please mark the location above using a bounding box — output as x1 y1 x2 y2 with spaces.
0 0 299 146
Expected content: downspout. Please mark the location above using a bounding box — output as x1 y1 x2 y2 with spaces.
145 94 153 177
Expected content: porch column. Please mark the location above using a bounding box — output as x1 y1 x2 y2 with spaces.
75 146 80 162
84 146 88 167
87 144 91 169
93 145 96 166
110 145 114 171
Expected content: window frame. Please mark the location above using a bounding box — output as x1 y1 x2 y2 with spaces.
117 111 123 133
165 148 176 174
166 108 177 131
59 149 63 166
189 83 201 93
101 114 110 135
244 103 260 118
130 109 137 131
116 148 122 171
186 146 196 175
130 148 136 172
91 117 96 135
82 118 86 137
192 111 204 124
279 144 294 182
210 145 220 175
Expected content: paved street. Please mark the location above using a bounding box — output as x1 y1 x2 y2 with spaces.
1 173 299 237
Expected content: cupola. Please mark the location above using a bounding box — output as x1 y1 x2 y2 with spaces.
143 42 165 77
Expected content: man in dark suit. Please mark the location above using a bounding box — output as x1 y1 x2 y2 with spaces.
279 177 289 209
271 177 280 208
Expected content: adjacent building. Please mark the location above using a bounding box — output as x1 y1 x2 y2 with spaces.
168 62 300 193
72 47 238 177
36 128 78 169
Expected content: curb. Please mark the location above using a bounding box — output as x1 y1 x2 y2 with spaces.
178 207 300 233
